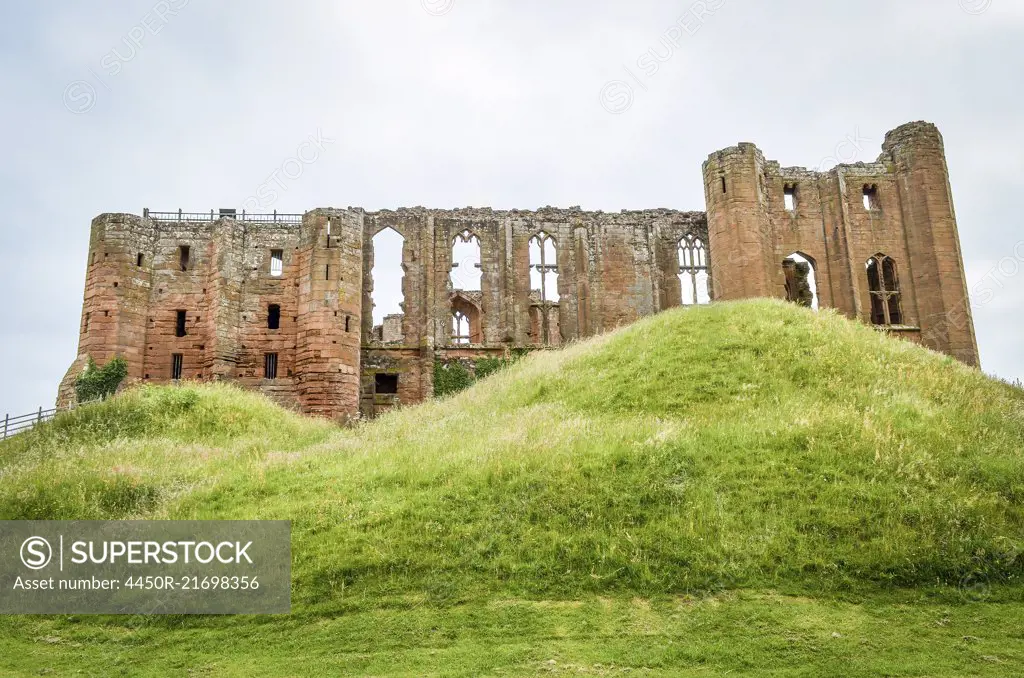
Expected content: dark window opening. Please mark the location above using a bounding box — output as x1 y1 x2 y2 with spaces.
863 185 880 211
268 304 281 330
179 245 190 271
721 176 727 194
866 254 903 325
345 315 350 333
137 253 144 267
375 373 399 395
264 353 278 379
784 185 797 212
175 310 187 337
325 264 330 280
270 249 284 277
171 353 183 380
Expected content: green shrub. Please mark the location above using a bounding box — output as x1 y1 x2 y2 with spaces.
434 361 473 397
474 357 508 380
433 354 526 397
75 356 128 404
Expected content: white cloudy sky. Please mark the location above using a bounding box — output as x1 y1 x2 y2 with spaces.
1 0 1022 416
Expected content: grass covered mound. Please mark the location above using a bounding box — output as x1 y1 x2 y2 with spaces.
2 299 1023 676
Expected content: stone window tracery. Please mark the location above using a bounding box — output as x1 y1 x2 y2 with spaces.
866 253 902 325
678 235 710 306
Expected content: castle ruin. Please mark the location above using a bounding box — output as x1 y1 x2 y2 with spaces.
59 121 979 420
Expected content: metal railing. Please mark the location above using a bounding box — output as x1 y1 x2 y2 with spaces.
143 208 304 225
2 407 60 439
2 398 102 440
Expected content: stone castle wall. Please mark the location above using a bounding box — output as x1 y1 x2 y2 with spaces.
703 121 978 366
59 121 979 420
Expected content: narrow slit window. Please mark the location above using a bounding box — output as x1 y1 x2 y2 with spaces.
268 304 281 330
345 315 350 333
179 245 190 271
171 353 184 380
175 310 187 337
136 253 144 267
325 264 330 280
264 353 278 379
721 176 727 194
784 185 796 212
270 249 284 277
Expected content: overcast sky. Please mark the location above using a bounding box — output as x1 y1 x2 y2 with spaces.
1 0 1021 417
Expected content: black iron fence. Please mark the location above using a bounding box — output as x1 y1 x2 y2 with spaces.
143 208 304 225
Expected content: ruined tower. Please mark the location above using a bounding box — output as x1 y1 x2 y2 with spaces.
882 123 979 365
294 209 364 419
702 143 781 300
703 121 979 367
60 214 154 396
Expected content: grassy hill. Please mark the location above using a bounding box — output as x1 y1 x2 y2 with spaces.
1 299 1022 676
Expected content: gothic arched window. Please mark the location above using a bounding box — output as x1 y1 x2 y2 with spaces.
866 253 903 325
450 229 482 291
678 235 710 305
452 310 471 345
529 231 559 303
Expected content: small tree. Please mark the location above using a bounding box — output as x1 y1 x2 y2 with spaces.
75 356 129 404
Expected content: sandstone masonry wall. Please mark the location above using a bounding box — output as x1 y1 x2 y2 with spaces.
58 121 979 418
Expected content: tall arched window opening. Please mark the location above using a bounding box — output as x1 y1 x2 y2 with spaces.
866 253 902 325
371 227 405 341
678 235 710 306
529 231 559 345
450 229 482 291
783 252 819 310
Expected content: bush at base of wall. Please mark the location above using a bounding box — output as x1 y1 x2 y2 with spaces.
75 356 128 404
433 354 526 398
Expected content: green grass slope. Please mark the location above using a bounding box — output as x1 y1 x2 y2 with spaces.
2 299 1023 676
